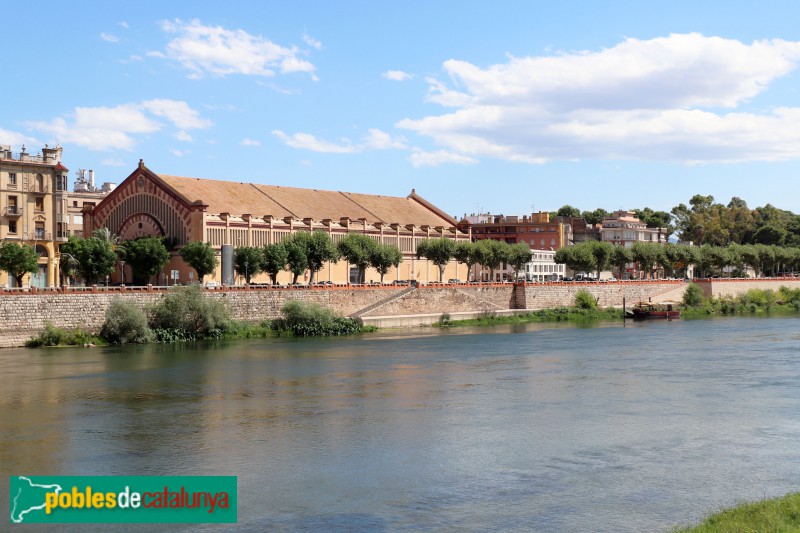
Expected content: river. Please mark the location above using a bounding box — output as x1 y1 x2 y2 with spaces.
2 317 799 532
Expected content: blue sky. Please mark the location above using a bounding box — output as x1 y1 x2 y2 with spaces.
4 1 800 218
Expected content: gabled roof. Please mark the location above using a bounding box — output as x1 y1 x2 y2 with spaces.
155 172 458 227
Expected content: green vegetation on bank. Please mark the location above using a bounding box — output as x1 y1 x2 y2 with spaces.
26 290 373 347
435 307 624 328
436 290 619 327
675 492 800 532
681 283 800 317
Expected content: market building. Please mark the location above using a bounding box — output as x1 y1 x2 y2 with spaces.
83 160 468 285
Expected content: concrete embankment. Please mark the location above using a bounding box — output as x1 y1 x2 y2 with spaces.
3 278 799 348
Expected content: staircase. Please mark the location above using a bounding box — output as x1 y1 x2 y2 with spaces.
350 286 416 318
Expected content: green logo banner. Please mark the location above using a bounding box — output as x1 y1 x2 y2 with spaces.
9 476 237 524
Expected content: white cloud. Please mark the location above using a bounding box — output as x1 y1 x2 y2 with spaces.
102 158 126 167
119 21 129 29
272 130 356 153
410 149 479 168
141 99 212 129
100 33 120 43
272 128 406 153
170 148 190 157
362 129 407 150
0 128 38 150
303 33 322 50
398 33 800 164
175 130 193 142
155 18 317 80
26 100 211 151
383 70 413 81
240 138 261 146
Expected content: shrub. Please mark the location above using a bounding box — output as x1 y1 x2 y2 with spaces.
738 288 776 310
101 299 153 344
574 289 598 310
149 285 231 340
273 300 363 336
26 322 100 347
682 283 706 307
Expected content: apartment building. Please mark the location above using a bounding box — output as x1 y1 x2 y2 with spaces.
0 145 69 287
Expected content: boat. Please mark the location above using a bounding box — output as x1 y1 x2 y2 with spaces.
628 302 681 320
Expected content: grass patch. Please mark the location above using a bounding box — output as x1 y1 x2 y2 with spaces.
675 492 800 532
436 307 624 328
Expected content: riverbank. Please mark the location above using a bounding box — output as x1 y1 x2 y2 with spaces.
675 492 800 532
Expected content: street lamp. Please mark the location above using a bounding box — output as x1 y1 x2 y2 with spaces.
244 261 248 286
119 260 125 285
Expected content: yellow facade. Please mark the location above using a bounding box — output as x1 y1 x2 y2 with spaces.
0 145 69 287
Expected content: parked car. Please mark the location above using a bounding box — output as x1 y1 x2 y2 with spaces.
447 279 462 284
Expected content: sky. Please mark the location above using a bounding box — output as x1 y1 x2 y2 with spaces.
3 1 800 219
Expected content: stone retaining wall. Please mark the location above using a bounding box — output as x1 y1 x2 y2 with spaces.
3 278 797 348
693 278 800 298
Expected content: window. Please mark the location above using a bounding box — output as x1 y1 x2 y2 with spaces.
8 173 16 186
35 196 44 212
551 238 556 246
8 195 17 215
35 221 45 239
8 220 16 234
540 238 545 246
72 201 78 207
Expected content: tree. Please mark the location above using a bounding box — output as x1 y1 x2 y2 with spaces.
337 233 378 283
752 225 786 246
179 241 218 283
506 243 532 280
370 244 402 283
582 208 610 225
554 244 595 278
588 241 614 279
0 242 39 287
475 239 508 282
303 231 339 284
453 241 480 281
60 235 116 285
630 242 661 279
556 204 581 218
283 234 309 284
609 245 633 279
262 242 288 285
234 246 263 284
416 237 456 282
121 237 170 285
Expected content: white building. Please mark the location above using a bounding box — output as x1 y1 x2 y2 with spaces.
600 210 667 247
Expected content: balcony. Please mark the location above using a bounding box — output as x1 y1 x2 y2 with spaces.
28 232 51 242
27 182 49 193
2 206 22 217
56 230 70 242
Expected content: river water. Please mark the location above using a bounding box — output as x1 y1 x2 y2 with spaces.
2 317 799 532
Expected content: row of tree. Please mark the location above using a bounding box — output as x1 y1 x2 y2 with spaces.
415 238 532 281
222 232 403 285
555 194 800 247
554 241 800 279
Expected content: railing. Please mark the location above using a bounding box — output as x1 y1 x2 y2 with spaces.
55 231 70 241
28 232 51 241
27 183 49 193
2 206 22 217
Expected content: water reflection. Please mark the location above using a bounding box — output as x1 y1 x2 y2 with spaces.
1 317 799 532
